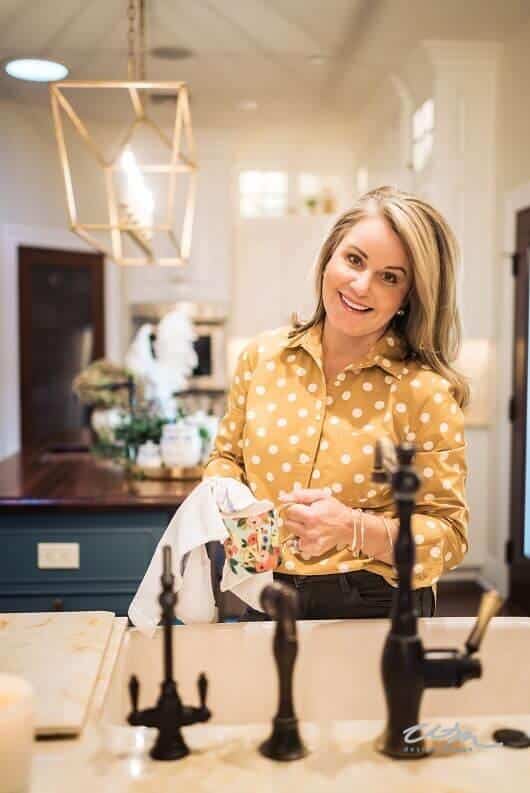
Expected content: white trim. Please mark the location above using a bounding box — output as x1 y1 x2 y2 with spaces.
0 224 122 459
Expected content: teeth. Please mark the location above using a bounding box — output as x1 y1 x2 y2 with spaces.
340 293 370 311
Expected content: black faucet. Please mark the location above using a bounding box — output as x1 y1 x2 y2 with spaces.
258 582 308 761
127 545 212 760
372 438 503 759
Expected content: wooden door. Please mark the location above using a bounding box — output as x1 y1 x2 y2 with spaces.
18 246 105 449
508 209 530 613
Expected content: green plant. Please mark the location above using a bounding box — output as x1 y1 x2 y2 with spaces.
114 412 170 454
199 426 210 441
90 438 127 463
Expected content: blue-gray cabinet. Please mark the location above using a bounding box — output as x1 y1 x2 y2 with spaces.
0 510 174 616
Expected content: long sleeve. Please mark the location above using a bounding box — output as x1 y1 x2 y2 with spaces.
202 341 256 483
392 372 469 589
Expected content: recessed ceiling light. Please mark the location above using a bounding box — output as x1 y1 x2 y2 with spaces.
4 58 69 83
237 100 258 111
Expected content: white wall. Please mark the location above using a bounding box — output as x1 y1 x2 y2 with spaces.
231 214 333 340
351 82 410 196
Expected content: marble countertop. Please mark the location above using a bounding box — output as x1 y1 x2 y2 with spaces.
0 611 117 734
32 710 530 793
28 618 530 793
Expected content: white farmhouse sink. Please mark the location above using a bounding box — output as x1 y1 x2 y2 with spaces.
100 617 530 727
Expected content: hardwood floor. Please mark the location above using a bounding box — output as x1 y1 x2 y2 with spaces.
436 580 528 617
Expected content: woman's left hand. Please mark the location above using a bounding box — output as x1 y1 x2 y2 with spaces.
279 489 354 559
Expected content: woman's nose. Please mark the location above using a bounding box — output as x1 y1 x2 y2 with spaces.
349 271 371 295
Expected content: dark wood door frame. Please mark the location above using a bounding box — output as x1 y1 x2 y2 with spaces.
18 246 105 449
508 209 530 614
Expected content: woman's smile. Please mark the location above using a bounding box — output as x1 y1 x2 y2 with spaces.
338 291 374 314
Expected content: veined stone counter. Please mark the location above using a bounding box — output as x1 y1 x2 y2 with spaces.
0 611 122 735
27 617 530 793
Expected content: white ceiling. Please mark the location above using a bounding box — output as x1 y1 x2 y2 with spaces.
0 0 528 128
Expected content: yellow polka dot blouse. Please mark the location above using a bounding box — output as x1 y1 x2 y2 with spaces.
203 322 469 596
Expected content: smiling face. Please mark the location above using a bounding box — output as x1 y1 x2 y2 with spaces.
321 213 412 354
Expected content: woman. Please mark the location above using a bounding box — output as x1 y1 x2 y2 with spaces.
203 186 470 619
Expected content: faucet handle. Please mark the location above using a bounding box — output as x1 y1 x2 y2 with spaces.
129 674 140 715
465 589 504 656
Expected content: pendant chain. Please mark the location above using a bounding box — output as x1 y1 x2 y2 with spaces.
127 0 146 81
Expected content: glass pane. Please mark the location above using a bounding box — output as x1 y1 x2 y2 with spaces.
261 195 286 216
264 171 287 192
240 194 259 218
239 170 288 217
299 172 320 197
240 171 261 192
29 263 94 441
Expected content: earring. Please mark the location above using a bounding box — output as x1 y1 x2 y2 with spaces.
396 308 405 317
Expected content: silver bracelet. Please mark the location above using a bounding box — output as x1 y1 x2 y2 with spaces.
359 510 366 557
350 508 359 556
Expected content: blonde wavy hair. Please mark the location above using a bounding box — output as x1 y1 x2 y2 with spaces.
289 185 470 408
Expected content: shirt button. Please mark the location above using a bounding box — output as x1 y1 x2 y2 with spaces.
315 414 321 421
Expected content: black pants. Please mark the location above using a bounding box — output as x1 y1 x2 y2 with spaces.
240 569 435 621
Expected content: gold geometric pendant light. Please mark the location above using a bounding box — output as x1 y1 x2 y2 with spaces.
50 0 197 266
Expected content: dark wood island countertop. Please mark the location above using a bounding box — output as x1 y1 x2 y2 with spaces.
0 450 198 511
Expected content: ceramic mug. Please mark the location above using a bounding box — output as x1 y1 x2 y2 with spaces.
223 503 296 574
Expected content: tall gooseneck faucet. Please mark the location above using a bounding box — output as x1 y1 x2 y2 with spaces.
372 438 503 759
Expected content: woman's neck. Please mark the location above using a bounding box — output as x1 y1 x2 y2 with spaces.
321 318 387 372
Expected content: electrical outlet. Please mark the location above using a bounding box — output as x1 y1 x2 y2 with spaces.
37 542 80 569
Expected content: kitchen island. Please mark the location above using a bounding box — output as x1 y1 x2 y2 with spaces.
0 449 197 614
19 612 530 793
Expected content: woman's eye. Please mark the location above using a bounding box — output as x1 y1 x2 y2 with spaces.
381 272 398 284
347 254 363 267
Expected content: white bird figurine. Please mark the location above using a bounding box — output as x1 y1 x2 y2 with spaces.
125 308 198 417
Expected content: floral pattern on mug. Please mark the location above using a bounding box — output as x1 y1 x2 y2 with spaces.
223 509 281 574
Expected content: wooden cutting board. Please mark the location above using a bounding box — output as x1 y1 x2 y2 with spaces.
0 611 115 735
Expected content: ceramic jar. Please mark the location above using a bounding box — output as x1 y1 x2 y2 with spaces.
160 421 202 467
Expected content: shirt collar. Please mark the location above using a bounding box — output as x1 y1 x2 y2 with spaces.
284 321 409 379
